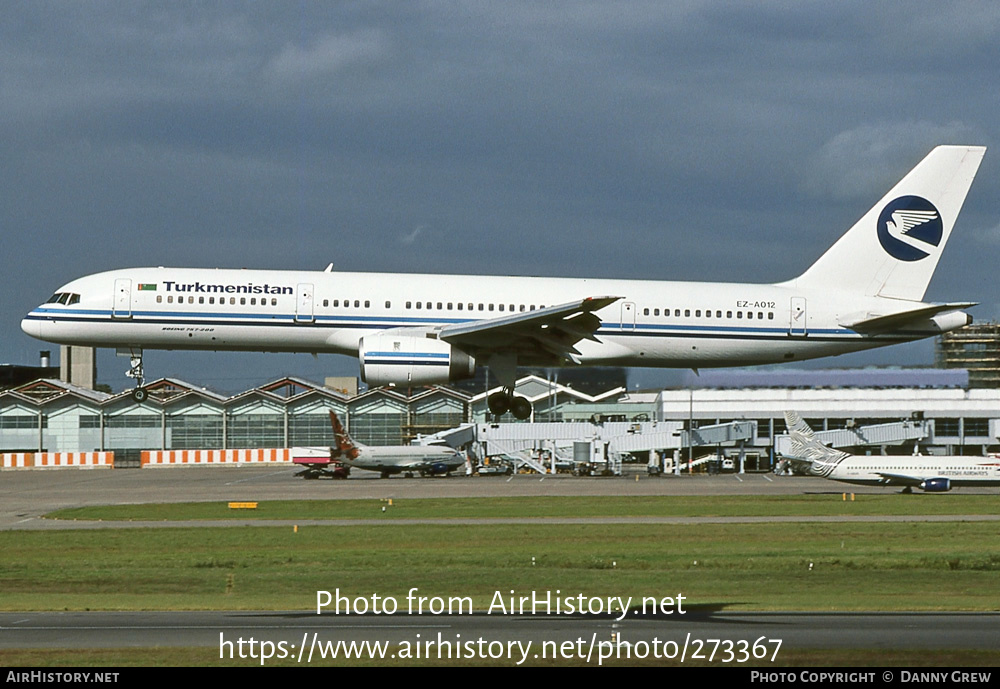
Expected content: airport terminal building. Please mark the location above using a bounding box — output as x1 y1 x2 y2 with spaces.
3 367 1000 466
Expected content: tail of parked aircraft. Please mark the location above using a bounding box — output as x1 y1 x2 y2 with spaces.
782 411 849 477
329 411 361 460
790 145 986 301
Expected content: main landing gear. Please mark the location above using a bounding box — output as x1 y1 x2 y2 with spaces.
488 388 532 420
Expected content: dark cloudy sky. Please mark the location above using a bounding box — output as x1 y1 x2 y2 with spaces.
3 2 998 393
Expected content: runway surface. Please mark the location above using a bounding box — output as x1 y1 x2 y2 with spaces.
3 465 997 531
3 610 999 657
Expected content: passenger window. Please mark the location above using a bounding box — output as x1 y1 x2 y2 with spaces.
250 298 256 306
323 299 329 307
385 301 391 309
436 302 442 310
272 298 277 306
240 297 246 306
199 297 205 304
365 300 370 308
157 295 162 303
354 300 360 308
684 309 690 317
168 296 173 304
499 304 505 312
230 297 236 305
406 302 411 309
768 312 774 320
737 311 742 319
488 304 494 312
643 308 649 316
727 311 732 318
716 310 722 318
695 310 701 317
447 303 453 310
674 309 680 317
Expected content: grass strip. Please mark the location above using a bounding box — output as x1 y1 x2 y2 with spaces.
46 494 1000 522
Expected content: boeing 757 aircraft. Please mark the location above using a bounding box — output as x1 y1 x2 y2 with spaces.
22 146 986 418
780 411 1000 492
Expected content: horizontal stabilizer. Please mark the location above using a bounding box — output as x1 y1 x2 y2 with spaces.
839 302 976 333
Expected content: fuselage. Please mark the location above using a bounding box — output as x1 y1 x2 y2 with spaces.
824 456 1000 488
20 266 957 370
350 444 465 474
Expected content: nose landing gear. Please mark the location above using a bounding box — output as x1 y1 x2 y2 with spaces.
122 347 147 403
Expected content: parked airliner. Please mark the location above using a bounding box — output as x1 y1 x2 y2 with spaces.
22 146 986 418
780 411 1000 492
293 411 465 478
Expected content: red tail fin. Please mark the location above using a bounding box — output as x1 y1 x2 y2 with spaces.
329 411 361 460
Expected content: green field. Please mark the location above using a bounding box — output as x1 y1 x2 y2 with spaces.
5 495 999 612
46 493 1000 521
5 495 999 666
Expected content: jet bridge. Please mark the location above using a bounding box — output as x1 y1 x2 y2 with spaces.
773 419 931 457
472 419 756 475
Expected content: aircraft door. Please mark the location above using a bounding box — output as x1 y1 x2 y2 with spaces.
295 283 315 323
789 297 807 336
112 278 132 319
620 302 636 331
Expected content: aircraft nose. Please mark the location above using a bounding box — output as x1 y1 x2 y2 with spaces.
21 315 41 340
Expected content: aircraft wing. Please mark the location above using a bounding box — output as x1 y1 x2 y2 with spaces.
438 296 622 365
873 472 924 487
838 302 977 333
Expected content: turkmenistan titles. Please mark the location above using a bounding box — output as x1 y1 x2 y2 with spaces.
162 281 293 295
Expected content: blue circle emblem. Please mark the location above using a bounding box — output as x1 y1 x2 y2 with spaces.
876 195 942 262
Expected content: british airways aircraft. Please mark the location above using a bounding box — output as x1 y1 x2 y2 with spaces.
781 411 1000 492
22 146 986 418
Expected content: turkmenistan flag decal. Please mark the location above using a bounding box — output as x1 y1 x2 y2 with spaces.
138 283 157 291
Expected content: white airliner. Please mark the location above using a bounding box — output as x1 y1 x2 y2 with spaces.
781 411 1000 492
22 145 985 418
310 411 465 478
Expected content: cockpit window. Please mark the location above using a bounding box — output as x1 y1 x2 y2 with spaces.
45 292 80 305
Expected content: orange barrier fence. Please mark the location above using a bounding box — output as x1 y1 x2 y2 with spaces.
1 452 114 469
141 448 291 466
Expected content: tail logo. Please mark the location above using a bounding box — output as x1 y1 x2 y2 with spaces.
877 195 942 262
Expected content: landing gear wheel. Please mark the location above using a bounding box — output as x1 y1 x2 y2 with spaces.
488 391 510 416
131 387 148 403
510 396 532 420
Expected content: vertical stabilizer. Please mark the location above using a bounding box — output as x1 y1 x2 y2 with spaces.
791 145 985 300
783 411 850 477
329 411 361 460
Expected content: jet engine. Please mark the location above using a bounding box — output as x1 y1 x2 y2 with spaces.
359 334 475 386
919 478 952 492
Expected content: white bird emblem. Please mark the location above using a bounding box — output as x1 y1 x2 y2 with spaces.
884 209 939 250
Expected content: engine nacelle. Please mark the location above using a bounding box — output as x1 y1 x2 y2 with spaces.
920 477 952 492
359 334 475 386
